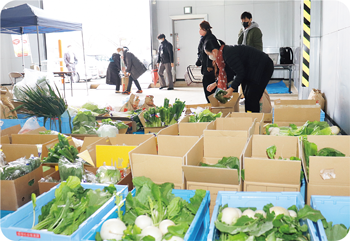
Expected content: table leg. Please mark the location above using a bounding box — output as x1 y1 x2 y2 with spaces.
289 67 292 93
63 76 66 98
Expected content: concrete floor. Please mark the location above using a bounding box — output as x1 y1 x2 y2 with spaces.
56 70 298 111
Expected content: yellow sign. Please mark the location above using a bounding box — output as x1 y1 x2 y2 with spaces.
96 145 137 168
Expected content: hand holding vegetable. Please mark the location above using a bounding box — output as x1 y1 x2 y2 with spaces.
207 82 217 92
223 87 234 98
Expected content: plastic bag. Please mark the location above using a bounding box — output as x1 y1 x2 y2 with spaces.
214 88 230 104
0 155 41 180
96 164 121 184
58 156 84 181
39 176 59 183
18 117 41 134
82 169 97 183
0 150 7 167
308 88 325 110
96 125 119 137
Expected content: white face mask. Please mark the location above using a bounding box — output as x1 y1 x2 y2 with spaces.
208 54 216 61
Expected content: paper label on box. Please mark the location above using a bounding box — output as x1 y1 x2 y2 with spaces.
320 169 336 180
77 150 95 167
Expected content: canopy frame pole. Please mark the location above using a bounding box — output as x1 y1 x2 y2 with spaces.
21 27 24 70
36 26 41 71
81 30 89 96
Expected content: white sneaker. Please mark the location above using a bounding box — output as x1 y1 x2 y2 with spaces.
239 98 245 105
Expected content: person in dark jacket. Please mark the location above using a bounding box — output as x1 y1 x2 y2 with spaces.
196 21 217 103
205 40 273 113
237 11 263 51
118 47 147 95
106 52 121 92
157 34 174 90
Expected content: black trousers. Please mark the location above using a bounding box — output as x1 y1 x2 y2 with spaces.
243 61 274 112
202 73 216 103
126 76 142 92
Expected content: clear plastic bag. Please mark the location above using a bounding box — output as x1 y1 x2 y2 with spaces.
96 125 119 137
96 164 121 184
58 157 84 181
0 155 41 180
18 117 41 134
0 150 7 167
82 169 97 183
214 88 230 104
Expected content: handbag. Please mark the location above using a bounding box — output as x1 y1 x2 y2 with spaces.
279 47 293 64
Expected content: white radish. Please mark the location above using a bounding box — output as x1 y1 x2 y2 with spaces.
242 209 256 219
141 226 162 241
233 207 243 217
159 219 175 235
289 210 297 218
135 215 153 230
270 206 290 216
221 207 241 225
255 210 266 218
100 218 126 241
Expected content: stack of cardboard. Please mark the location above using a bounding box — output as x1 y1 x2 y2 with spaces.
301 135 350 204
243 135 302 193
129 135 199 189
183 131 247 215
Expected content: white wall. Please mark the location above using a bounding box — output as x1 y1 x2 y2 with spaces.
319 0 350 134
1 0 45 85
152 0 301 80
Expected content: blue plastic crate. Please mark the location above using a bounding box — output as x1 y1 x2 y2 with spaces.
311 195 350 241
0 210 14 219
0 183 128 241
208 191 318 241
44 117 74 134
82 189 210 241
300 177 306 202
0 117 44 130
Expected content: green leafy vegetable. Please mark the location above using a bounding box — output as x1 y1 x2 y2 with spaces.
215 89 230 104
316 148 345 157
0 156 41 180
96 165 121 184
43 134 79 163
189 109 222 123
266 145 277 159
32 193 37 228
72 111 97 135
324 221 349 241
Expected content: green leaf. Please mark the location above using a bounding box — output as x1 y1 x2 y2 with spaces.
266 231 276 241
95 232 103 241
316 148 345 157
167 197 183 220
227 232 249 241
287 205 298 213
266 145 277 159
187 189 206 214
167 223 188 238
263 203 274 214
297 205 325 222
325 223 349 241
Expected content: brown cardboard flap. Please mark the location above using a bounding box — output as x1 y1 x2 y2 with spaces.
245 157 301 185
251 135 299 159
309 156 350 186
274 99 317 105
244 181 300 192
1 144 39 162
144 127 165 134
157 135 199 157
109 134 153 146
179 122 210 136
23 127 47 135
157 124 179 136
243 136 253 166
274 122 309 127
12 134 58 144
1 135 10 144
264 113 273 123
81 137 105 152
183 165 239 185
208 92 240 108
186 137 204 166
306 135 350 156
179 115 190 123
203 130 248 137
227 112 264 121
131 153 184 184
204 135 247 158
274 105 320 123
0 124 21 136
214 118 253 131
138 110 147 127
129 136 157 156
86 137 111 166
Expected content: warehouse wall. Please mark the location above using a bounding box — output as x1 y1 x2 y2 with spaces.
151 0 302 82
318 0 350 134
0 0 45 85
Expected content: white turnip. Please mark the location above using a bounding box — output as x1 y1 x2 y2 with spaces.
270 206 290 216
141 226 162 241
135 215 153 230
100 218 126 241
221 207 241 225
242 209 256 219
289 210 297 218
159 219 175 235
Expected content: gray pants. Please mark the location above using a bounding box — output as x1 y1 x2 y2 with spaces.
158 63 173 88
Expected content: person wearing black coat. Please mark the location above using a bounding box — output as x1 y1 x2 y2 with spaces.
196 21 217 103
157 34 174 90
205 40 274 113
106 52 121 92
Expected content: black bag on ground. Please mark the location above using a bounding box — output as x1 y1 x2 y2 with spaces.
279 47 294 64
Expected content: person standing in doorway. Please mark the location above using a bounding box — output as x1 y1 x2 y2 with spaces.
118 47 146 95
106 51 121 92
205 40 273 113
157 34 174 90
196 21 217 103
237 11 263 51
64 45 78 83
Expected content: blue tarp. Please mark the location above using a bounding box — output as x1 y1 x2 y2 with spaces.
266 80 290 94
1 3 82 34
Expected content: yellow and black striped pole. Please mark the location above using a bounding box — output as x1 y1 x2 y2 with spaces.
302 0 311 87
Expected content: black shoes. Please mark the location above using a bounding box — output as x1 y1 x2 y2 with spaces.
167 87 174 90
159 86 167 89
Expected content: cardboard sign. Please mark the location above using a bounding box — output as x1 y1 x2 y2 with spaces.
96 145 137 168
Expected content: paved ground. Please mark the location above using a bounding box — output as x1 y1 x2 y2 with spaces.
54 70 298 111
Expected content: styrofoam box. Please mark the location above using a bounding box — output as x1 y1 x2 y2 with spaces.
82 189 211 241
207 192 318 241
311 195 350 241
0 183 128 241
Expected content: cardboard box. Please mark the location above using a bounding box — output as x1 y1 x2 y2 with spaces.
185 103 211 115
274 99 321 126
158 116 211 137
38 167 133 195
130 135 199 188
208 92 241 116
243 135 301 193
0 124 21 143
183 133 247 215
301 135 350 204
1 135 10 144
1 144 43 211
226 113 264 134
11 134 58 145
206 117 256 136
